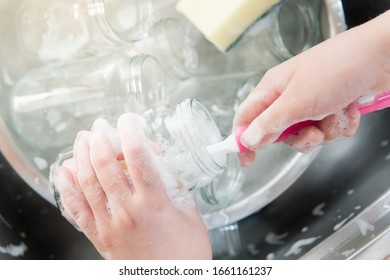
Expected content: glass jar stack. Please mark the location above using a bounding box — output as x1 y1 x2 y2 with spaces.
9 0 326 213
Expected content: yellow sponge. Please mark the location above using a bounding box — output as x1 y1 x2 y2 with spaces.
176 0 280 52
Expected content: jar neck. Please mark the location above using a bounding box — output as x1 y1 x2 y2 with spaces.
88 0 155 44
197 154 245 207
164 99 225 190
267 0 320 61
115 54 168 115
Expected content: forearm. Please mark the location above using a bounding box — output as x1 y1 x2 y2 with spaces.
360 10 390 92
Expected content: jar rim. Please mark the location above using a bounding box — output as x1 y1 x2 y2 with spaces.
175 99 226 178
268 0 320 60
90 0 154 44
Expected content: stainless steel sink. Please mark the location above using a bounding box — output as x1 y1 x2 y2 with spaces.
212 111 390 259
1 0 344 231
2 0 388 260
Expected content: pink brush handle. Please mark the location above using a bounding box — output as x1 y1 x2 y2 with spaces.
276 120 320 142
237 91 390 151
276 91 390 142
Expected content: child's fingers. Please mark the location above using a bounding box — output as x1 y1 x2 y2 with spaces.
54 165 96 235
74 131 110 224
89 131 134 212
117 113 175 197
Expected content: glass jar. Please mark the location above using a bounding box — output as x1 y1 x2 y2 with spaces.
170 72 262 136
16 0 156 62
10 54 167 149
182 0 321 76
50 98 229 207
126 18 198 80
196 154 246 207
167 73 261 207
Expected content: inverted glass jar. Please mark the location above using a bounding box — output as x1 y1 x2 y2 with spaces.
16 0 156 61
9 54 167 149
170 72 262 136
182 0 321 76
168 73 262 206
49 98 230 208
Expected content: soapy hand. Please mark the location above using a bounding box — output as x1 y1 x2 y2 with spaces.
234 11 390 166
53 114 212 260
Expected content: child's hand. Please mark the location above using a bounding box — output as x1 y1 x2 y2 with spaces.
234 11 390 166
53 115 212 259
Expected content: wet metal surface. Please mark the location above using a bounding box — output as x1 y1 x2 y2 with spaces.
1 110 389 259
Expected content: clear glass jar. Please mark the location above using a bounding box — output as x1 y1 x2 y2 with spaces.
170 72 262 136
16 0 156 61
10 54 167 149
168 73 261 206
183 0 321 76
49 98 229 207
196 154 246 207
126 18 198 80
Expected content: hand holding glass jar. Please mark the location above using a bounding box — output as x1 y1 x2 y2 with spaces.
52 114 212 260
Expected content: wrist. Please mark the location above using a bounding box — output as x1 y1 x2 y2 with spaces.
373 11 390 90
359 10 390 93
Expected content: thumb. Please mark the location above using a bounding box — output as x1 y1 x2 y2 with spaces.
240 89 310 150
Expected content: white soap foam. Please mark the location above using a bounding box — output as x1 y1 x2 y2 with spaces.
117 113 194 210
247 243 260 256
265 231 289 245
355 218 375 236
33 157 48 170
55 121 68 133
0 242 28 257
91 118 121 156
284 236 321 257
312 202 326 216
266 252 275 260
38 3 89 61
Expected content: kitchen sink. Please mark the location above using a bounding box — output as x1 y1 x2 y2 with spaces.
1 0 389 260
216 111 390 260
